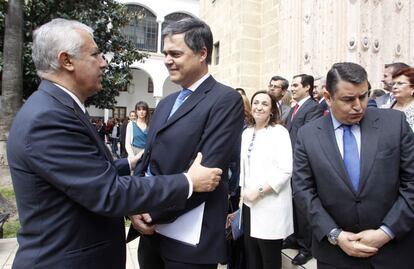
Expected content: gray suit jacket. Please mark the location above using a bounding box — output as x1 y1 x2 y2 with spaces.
292 108 414 268
286 98 323 147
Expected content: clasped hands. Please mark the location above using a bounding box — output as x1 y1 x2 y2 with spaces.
337 229 391 258
130 152 222 235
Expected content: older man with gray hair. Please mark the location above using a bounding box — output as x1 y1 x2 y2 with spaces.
7 18 222 269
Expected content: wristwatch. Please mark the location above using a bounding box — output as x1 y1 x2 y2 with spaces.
327 228 343 245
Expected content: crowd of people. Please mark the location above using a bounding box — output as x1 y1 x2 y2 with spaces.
6 15 414 269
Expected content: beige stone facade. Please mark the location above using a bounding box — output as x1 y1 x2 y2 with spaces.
200 0 413 97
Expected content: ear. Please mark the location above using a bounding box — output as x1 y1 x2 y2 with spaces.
58 51 75 71
199 47 208 63
324 90 333 108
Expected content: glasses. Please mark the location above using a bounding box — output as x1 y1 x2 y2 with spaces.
268 84 282 89
392 81 414 87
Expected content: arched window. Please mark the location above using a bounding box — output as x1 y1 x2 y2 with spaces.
161 13 194 49
122 5 158 52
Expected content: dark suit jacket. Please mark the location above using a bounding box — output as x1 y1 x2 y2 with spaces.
292 108 414 269
286 97 323 147
131 75 244 264
7 80 190 269
119 121 128 158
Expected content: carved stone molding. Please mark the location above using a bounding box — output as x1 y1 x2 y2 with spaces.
361 36 369 50
372 39 380 52
395 0 403 10
348 37 357 50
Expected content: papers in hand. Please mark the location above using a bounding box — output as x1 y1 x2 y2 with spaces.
156 202 205 246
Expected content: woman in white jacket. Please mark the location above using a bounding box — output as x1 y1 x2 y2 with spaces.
240 90 293 269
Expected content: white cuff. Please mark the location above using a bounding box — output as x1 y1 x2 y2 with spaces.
184 173 193 199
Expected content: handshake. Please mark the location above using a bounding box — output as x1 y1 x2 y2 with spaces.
129 152 222 193
187 152 222 192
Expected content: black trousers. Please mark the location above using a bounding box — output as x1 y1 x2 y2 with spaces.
138 235 217 269
242 205 283 269
317 260 374 269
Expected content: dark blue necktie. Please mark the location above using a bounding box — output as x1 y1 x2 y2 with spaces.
342 125 360 191
169 88 192 118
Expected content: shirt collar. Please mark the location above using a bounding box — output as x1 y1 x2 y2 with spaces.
297 96 311 107
186 73 210 92
53 83 86 113
330 112 360 130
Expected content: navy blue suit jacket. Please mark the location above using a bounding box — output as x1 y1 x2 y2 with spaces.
131 75 244 264
293 108 414 268
7 80 190 269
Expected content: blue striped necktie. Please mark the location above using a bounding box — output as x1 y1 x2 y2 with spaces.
342 124 360 191
169 88 192 118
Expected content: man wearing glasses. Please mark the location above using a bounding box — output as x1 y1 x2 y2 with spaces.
268 76 291 122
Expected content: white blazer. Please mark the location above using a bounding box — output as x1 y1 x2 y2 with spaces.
240 124 293 239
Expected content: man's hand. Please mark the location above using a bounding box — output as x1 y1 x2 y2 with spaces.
337 230 378 258
349 229 391 249
129 213 155 235
128 150 144 170
242 188 260 203
188 152 222 192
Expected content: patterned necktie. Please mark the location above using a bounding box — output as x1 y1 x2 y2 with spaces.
291 103 299 119
342 125 360 191
169 88 192 118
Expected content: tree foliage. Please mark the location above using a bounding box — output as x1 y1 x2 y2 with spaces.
0 0 146 108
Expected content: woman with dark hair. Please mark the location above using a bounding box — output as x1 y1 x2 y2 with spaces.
391 67 414 129
239 91 293 269
125 101 150 158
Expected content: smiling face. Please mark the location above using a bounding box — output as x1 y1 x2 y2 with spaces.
163 33 207 88
291 76 310 102
325 80 369 125
251 93 272 126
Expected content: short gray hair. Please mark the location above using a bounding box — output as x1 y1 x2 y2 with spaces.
32 18 93 78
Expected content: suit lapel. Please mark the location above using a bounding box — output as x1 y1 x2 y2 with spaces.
40 80 113 161
358 110 380 192
156 76 214 133
317 116 356 192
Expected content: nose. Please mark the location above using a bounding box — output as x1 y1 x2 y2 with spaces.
100 53 108 68
164 54 173 65
352 98 362 112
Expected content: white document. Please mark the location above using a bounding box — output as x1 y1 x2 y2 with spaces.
155 202 205 246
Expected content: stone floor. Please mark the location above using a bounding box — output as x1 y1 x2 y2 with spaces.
1 234 315 269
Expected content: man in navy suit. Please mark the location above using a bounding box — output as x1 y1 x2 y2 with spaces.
284 74 322 265
293 62 414 269
129 18 244 269
7 18 222 269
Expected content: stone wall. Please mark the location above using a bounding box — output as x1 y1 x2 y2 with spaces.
201 0 413 97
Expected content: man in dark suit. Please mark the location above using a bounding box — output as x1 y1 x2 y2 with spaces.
375 62 409 107
293 62 414 269
129 18 244 269
268 75 291 121
286 74 323 147
7 18 222 269
284 74 322 265
313 76 329 115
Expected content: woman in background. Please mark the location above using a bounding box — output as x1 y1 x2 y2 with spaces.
391 67 414 129
125 101 150 158
240 90 293 269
